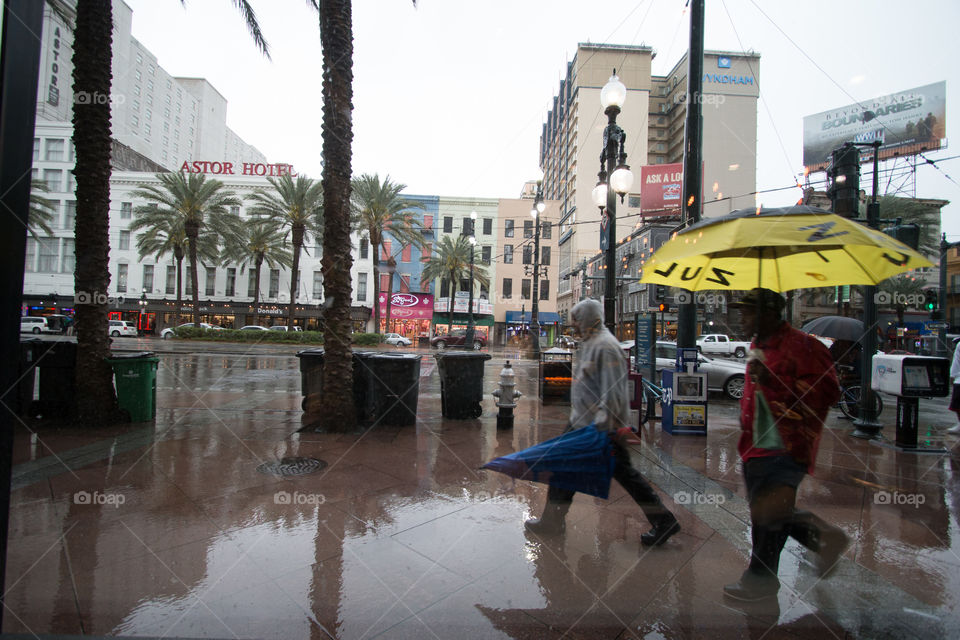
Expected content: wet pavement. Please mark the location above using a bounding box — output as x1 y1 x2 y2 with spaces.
6 341 960 639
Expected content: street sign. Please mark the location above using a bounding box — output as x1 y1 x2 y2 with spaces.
926 321 949 330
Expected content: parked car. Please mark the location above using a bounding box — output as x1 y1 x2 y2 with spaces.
20 316 50 334
696 333 751 358
269 325 302 332
621 340 747 399
161 322 221 339
239 325 270 331
383 332 412 346
430 330 487 350
108 320 138 337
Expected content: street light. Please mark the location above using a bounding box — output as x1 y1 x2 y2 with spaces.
464 211 477 347
593 70 634 334
528 181 546 357
138 292 148 336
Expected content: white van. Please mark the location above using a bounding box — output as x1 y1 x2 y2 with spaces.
20 316 49 334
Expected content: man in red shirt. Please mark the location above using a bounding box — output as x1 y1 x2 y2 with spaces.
723 289 848 601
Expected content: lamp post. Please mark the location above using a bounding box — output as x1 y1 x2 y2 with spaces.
382 256 397 334
464 211 477 347
138 292 148 336
591 70 634 335
528 182 546 357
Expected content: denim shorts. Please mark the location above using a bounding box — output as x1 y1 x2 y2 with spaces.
743 455 807 503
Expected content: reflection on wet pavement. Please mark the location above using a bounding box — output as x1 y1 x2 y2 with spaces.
6 351 960 638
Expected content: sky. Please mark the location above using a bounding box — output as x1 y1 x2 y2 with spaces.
122 0 960 240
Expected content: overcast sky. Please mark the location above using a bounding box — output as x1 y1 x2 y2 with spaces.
122 0 960 240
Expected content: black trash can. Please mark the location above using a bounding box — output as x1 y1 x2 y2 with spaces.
296 349 374 423
9 339 42 416
35 340 77 417
365 353 422 426
434 352 492 419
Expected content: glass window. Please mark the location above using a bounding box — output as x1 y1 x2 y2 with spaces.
269 269 279 298
61 239 75 274
521 278 531 300
503 244 513 264
359 237 369 259
628 195 641 208
24 238 36 272
401 244 412 263
37 238 58 272
481 245 491 264
205 267 216 296
523 219 533 238
541 221 551 239
247 270 258 297
118 230 130 250
226 268 236 297
522 245 532 265
43 169 62 191
166 265 176 294
117 264 128 292
44 138 64 161
121 202 132 219
504 219 514 237
541 246 551 266
132 115 139 127
483 218 492 235
443 216 453 233
540 280 549 300
313 270 323 299
357 272 367 301
63 201 75 229
463 218 474 236
502 278 512 298
142 265 154 293
184 266 192 295
32 138 39 161
66 171 76 195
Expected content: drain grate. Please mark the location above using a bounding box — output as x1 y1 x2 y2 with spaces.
256 457 327 477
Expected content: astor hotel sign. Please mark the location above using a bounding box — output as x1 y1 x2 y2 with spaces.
180 160 298 177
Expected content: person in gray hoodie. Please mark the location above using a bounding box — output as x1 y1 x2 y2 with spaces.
524 298 681 546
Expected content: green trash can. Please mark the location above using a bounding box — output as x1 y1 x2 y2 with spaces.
107 352 160 422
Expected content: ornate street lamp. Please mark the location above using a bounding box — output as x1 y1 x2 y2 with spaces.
464 211 478 347
528 181 546 357
138 292 148 335
593 70 634 334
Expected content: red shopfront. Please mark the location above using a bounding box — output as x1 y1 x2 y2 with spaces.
378 292 433 341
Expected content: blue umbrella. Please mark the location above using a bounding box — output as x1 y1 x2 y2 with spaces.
482 425 616 499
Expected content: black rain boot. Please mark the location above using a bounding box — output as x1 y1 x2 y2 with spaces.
524 501 570 535
640 512 681 547
723 524 786 601
788 510 849 576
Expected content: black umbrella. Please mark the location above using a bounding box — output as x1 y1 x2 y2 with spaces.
801 316 866 343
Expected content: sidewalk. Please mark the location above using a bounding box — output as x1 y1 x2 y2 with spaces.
5 351 960 639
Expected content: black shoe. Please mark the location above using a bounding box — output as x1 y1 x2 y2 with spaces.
640 517 680 546
524 516 565 535
723 572 780 601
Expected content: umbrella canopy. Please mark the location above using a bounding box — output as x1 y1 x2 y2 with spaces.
639 205 933 292
482 425 615 499
801 315 867 342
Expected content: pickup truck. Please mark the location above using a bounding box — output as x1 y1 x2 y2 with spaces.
696 333 751 358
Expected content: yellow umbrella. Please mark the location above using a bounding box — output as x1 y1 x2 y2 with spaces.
639 205 933 292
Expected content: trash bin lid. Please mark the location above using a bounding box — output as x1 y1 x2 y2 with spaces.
107 351 156 359
370 352 422 361
296 348 325 358
433 352 492 361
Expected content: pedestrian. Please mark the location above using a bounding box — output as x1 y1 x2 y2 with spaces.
947 337 960 435
524 298 680 547
723 288 848 601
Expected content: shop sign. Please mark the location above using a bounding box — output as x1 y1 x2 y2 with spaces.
180 160 297 177
378 292 434 319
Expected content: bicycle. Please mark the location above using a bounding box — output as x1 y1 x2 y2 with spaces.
835 364 883 420
636 374 667 426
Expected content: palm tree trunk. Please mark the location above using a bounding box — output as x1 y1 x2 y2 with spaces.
287 223 304 329
253 254 263 325
371 241 381 332
72 0 118 422
318 0 356 431
175 248 183 325
186 219 201 326
447 271 456 328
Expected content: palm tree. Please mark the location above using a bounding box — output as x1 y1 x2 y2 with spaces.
246 175 323 329
130 173 240 327
129 206 219 325
878 272 926 329
350 173 424 331
421 234 490 322
220 218 293 326
875 194 941 259
72 0 119 422
28 180 57 240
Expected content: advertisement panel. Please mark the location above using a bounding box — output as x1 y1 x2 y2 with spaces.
803 82 946 171
433 296 493 315
378 292 434 319
640 163 684 217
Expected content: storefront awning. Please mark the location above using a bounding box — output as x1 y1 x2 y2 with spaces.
506 311 561 324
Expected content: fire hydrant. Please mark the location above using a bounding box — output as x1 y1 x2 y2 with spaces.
492 360 522 430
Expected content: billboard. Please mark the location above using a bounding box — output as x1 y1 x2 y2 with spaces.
803 82 946 172
640 163 684 217
378 292 434 319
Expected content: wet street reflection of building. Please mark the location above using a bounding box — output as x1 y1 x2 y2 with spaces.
5 351 960 638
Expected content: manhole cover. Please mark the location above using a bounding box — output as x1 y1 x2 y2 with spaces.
256 457 327 477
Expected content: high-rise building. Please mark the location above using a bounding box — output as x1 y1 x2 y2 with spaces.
541 43 760 320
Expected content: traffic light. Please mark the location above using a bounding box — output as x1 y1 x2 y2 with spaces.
658 303 668 313
827 143 861 217
924 289 939 316
882 222 920 250
655 284 666 302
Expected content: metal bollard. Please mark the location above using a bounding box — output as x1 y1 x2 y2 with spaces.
492 360 522 430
